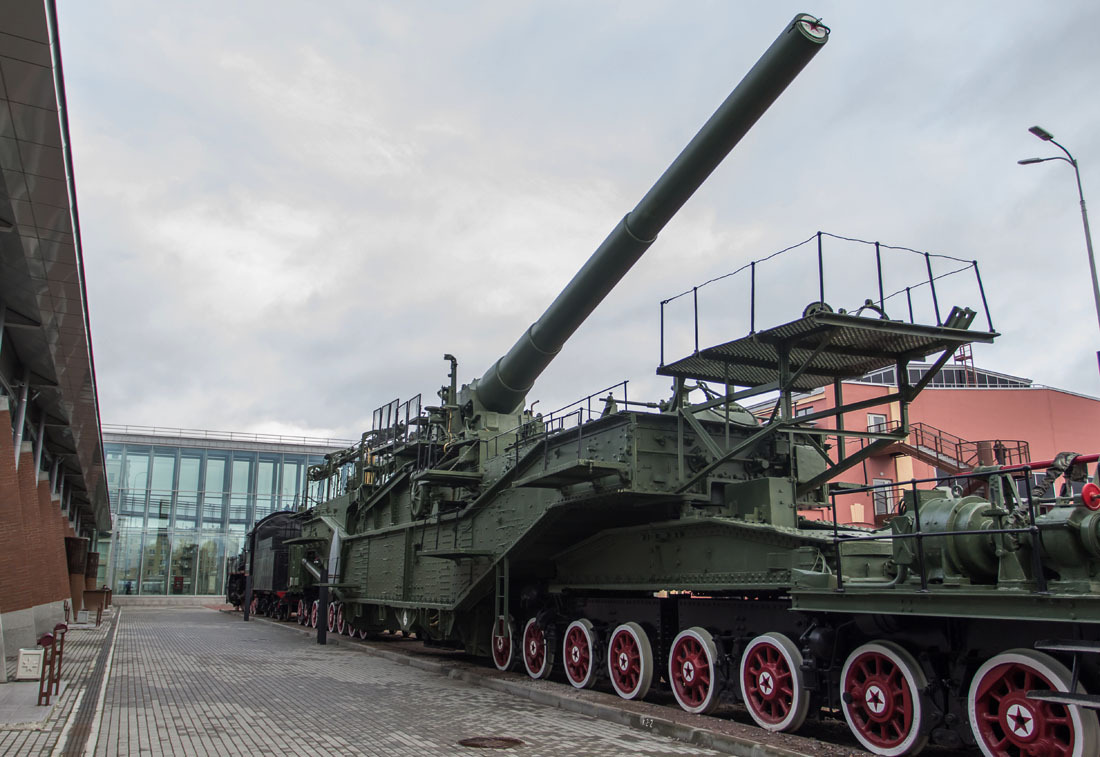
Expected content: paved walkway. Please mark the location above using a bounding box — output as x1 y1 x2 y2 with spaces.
0 617 112 755
89 608 724 756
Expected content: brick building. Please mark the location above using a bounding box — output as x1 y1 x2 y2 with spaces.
780 360 1100 525
0 1 110 663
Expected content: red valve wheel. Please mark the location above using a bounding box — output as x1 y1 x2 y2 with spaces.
1082 482 1100 510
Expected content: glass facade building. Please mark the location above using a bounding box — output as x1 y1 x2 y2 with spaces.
103 427 349 596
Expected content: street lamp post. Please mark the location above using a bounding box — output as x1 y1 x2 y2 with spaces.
1019 125 1100 374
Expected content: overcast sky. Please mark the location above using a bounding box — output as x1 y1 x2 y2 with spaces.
56 1 1100 441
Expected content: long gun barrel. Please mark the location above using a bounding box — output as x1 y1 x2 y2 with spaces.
474 14 829 413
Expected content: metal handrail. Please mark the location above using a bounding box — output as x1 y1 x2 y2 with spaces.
102 424 355 448
659 231 994 367
826 462 1087 594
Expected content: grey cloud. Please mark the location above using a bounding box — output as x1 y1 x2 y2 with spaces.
60 1 1100 439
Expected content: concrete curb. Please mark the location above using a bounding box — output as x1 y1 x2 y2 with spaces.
236 611 810 757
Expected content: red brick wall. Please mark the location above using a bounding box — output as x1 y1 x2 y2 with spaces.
0 408 30 612
38 478 70 600
0 406 75 614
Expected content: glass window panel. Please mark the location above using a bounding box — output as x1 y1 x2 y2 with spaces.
123 447 150 490
176 455 201 528
196 535 226 595
231 457 254 493
140 532 170 595
281 460 302 510
203 455 227 525
148 453 175 529
255 459 277 520
170 533 198 595
230 458 252 525
105 446 123 494
120 447 150 520
113 529 142 595
257 459 276 495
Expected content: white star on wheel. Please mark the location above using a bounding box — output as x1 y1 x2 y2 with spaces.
759 672 774 695
1006 704 1035 738
866 685 886 714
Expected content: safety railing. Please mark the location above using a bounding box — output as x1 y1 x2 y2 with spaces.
827 455 1100 595
658 231 995 366
903 422 1030 470
102 424 355 448
477 380 664 472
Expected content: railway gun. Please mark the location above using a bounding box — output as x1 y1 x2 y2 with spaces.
233 14 1100 757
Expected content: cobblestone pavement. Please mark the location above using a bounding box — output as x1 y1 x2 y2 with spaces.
0 616 113 755
92 608 728 756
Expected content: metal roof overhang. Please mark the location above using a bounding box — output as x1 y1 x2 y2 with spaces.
0 0 110 531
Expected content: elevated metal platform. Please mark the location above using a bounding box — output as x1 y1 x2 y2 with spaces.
659 310 997 390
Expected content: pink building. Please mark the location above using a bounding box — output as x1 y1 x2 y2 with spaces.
772 363 1100 526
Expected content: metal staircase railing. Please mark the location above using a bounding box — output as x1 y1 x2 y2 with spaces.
888 422 1030 474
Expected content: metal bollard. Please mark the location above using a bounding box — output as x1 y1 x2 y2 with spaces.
52 623 68 695
36 633 56 706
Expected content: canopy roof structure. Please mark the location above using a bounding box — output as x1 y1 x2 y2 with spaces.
0 0 109 532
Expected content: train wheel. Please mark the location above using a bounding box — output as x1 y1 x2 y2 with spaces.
337 604 347 635
310 600 319 629
968 648 1100 757
327 602 338 633
249 596 258 615
491 616 516 671
563 619 598 689
522 618 554 679
607 622 653 700
740 632 809 732
840 641 929 756
297 599 305 625
669 627 721 715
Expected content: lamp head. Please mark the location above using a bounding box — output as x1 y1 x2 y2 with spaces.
1029 125 1054 141
1017 157 1045 165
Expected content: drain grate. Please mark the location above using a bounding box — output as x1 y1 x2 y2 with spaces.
457 736 526 749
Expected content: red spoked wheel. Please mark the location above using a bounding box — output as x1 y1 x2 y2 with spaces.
249 596 258 615
310 599 319 629
327 602 338 633
337 603 347 635
522 618 554 679
607 622 653 700
297 599 306 625
840 641 929 756
490 616 516 671
357 627 368 640
562 619 598 689
740 632 809 732
968 648 1100 757
669 627 721 715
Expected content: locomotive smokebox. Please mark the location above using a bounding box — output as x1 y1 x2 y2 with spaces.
474 14 830 414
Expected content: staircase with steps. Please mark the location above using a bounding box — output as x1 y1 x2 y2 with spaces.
883 422 1029 475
